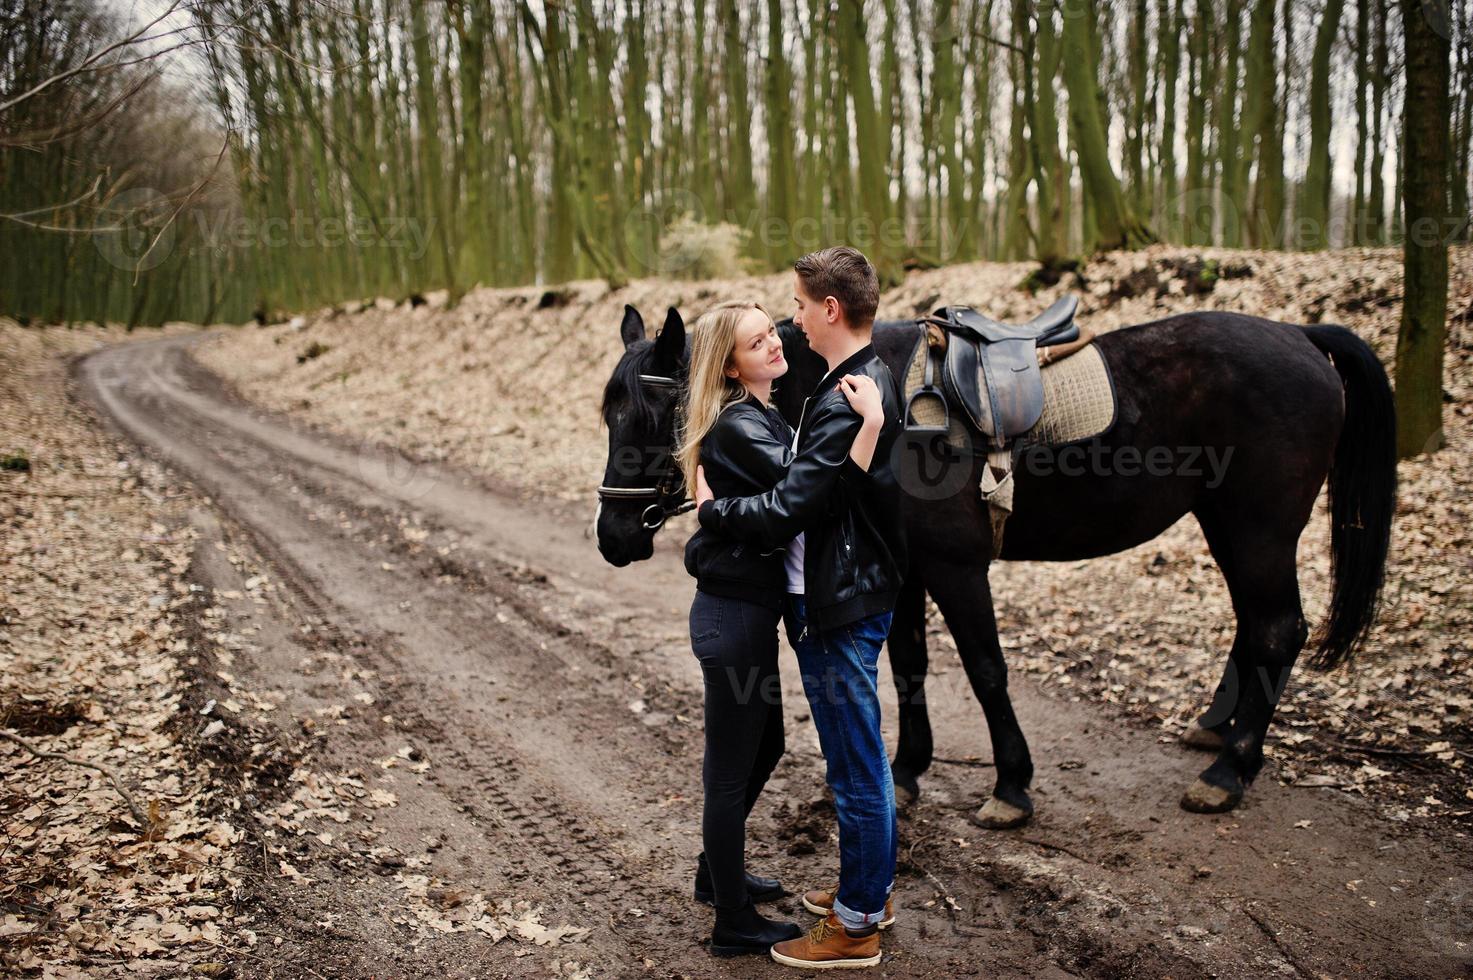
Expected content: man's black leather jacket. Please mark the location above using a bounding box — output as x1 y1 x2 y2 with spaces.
697 345 906 630
684 395 794 609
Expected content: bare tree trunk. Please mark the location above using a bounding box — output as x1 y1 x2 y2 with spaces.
909 0 935 240
1158 0 1184 240
1061 0 1157 250
933 0 967 260
1003 27 1034 259
801 0 824 238
1126 0 1150 214
452 0 488 285
691 0 716 221
1217 0 1244 246
1394 0 1451 456
720 0 756 227
1184 0 1215 244
1301 0 1347 249
1450 0 1472 240
410 0 459 301
1368 0 1389 243
969 0 999 258
1034 2 1068 260
836 0 899 283
1352 0 1370 244
1241 0 1283 245
766 0 798 265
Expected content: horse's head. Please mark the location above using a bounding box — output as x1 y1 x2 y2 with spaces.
596 304 688 567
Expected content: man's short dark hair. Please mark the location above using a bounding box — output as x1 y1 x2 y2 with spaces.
794 246 879 329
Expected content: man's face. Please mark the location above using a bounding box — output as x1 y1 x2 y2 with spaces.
793 274 832 348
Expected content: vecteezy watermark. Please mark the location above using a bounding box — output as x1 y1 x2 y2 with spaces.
189 211 435 260
605 444 679 481
354 436 442 502
1163 179 1469 250
622 186 708 275
92 190 437 270
1423 876 1473 962
1021 442 1235 485
891 432 979 502
92 187 176 272
621 186 981 276
1191 658 1296 728
890 428 1237 503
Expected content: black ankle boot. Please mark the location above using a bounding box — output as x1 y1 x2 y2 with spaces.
693 851 785 906
710 898 803 957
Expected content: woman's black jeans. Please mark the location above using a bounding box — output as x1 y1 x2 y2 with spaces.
689 589 786 911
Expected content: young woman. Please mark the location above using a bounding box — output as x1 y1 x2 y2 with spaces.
678 300 884 956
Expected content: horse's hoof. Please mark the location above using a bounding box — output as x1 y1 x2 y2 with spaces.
1180 724 1227 752
1180 777 1242 813
892 769 920 807
969 795 1032 829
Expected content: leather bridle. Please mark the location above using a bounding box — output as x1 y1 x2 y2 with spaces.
596 372 694 531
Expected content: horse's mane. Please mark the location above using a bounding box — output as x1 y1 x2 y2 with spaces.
601 340 684 430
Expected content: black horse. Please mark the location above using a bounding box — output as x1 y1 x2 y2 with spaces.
596 301 1395 826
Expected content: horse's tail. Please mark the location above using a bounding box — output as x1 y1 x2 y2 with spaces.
1302 325 1397 670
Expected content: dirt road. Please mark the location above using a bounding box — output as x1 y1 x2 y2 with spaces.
75 332 1470 978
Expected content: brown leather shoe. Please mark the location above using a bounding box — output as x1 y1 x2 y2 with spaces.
770 912 882 969
801 884 896 929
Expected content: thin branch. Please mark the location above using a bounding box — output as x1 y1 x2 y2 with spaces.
0 214 123 233
132 136 233 282
0 0 269 119
0 176 105 220
1 174 125 231
1243 904 1312 978
0 0 186 115
0 729 150 827
0 70 158 151
1019 836 1094 863
971 29 1024 55
932 755 996 768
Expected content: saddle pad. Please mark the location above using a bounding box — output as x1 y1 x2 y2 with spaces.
903 328 1117 452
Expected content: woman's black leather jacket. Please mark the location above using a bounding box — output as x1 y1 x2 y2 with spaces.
683 395 795 609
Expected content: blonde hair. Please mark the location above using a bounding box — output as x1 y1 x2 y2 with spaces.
677 301 774 500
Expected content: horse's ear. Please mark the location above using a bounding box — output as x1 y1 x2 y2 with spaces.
653 307 685 366
620 304 645 348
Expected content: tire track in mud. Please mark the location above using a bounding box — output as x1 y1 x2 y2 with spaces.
73 333 707 966
75 334 831 974
75 332 1473 979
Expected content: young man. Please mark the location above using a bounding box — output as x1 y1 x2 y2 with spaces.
694 246 906 970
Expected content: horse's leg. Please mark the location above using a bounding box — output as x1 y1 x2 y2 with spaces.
1181 520 1308 813
888 571 933 805
1179 650 1244 752
924 556 1034 829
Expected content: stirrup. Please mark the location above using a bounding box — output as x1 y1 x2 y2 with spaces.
904 331 950 435
904 387 950 435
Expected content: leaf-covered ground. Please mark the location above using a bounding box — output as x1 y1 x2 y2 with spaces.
198 244 1473 828
0 324 242 976
2 324 608 976
3 245 1469 976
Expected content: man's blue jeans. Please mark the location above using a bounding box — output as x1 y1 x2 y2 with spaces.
785 596 896 931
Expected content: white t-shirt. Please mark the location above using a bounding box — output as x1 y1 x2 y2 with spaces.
782 403 808 595
784 532 806 595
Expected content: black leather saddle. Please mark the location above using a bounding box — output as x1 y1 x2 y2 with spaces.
906 295 1081 450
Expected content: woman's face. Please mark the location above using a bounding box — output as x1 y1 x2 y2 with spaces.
725 308 787 386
